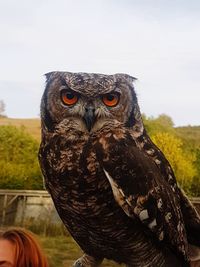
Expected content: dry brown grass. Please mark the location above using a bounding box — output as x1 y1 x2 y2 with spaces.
0 117 41 140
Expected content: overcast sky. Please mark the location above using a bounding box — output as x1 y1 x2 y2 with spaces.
0 0 200 126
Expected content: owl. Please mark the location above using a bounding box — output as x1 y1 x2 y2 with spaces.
39 71 200 267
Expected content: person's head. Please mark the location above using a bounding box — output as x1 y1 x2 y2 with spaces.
0 227 49 267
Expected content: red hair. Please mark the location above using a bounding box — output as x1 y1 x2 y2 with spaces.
0 227 49 267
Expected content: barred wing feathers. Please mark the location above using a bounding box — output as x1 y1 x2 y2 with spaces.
93 126 188 263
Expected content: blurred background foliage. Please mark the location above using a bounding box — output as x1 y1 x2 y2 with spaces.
0 114 200 196
0 124 43 189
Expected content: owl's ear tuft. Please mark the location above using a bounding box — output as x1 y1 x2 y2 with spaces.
116 73 137 84
124 74 137 82
44 71 57 83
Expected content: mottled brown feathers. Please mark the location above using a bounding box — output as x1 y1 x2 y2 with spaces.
93 124 188 261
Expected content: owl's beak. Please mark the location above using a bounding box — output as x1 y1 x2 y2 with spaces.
83 106 96 132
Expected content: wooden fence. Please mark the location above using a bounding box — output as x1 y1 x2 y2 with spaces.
0 189 61 227
0 189 200 227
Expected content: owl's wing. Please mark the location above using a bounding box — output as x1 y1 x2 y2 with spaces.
143 135 200 247
93 127 188 261
142 135 200 249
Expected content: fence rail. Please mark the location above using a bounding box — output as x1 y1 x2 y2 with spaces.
0 189 60 227
0 189 200 228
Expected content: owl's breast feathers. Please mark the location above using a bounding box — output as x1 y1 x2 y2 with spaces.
39 127 141 262
38 126 120 225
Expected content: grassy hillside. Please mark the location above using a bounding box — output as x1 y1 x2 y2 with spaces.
0 117 40 140
176 126 200 147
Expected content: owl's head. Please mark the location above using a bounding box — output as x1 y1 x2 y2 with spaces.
40 71 143 135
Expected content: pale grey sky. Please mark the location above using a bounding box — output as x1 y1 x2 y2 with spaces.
0 0 200 126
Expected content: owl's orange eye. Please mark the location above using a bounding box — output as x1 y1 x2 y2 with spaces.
61 90 78 106
102 93 120 107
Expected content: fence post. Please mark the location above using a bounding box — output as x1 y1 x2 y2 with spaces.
21 195 27 227
1 194 8 226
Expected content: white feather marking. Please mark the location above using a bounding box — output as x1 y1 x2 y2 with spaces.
119 188 125 197
126 198 132 206
148 218 157 229
155 159 161 164
146 149 155 155
139 209 149 221
165 212 172 222
157 198 163 209
103 168 132 217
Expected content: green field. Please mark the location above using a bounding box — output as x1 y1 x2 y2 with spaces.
39 235 124 267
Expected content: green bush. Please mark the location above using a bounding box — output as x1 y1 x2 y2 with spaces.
0 125 43 189
151 132 197 195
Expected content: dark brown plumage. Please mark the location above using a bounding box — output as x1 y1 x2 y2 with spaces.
39 71 200 267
